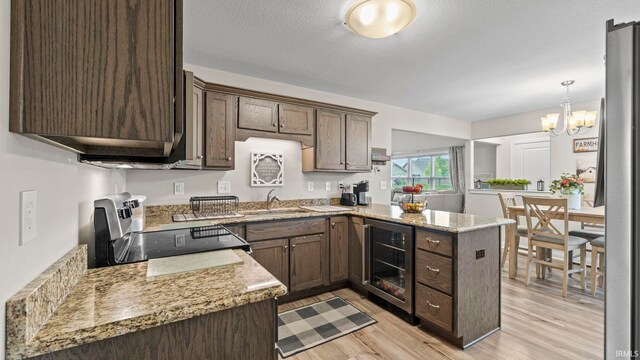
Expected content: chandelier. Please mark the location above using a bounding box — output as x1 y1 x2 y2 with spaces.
541 80 597 136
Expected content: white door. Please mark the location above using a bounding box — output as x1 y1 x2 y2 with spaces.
510 139 550 190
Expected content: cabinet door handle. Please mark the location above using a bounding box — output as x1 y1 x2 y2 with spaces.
346 162 351 165
292 244 296 249
227 157 232 161
426 237 440 244
426 300 440 309
272 123 277 127
426 265 440 273
280 124 285 128
283 245 288 250
197 155 203 159
331 222 336 228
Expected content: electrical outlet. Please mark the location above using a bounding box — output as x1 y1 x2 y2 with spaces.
380 181 387 190
325 181 331 191
308 181 314 191
217 181 231 194
174 182 185 195
20 191 37 245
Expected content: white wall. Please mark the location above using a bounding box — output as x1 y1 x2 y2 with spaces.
0 1 126 355
127 64 472 205
473 141 497 180
127 137 372 204
391 129 466 156
472 100 601 197
481 132 549 179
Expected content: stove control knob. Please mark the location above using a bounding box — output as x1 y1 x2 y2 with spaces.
123 200 140 209
118 208 133 219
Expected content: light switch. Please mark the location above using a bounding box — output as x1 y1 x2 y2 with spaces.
174 182 185 195
308 181 314 191
380 181 387 190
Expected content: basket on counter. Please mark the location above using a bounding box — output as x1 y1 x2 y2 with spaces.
397 194 428 213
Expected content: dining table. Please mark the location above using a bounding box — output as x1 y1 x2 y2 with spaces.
505 204 606 279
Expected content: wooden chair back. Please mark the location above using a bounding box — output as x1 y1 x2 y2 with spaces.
498 192 517 218
522 197 570 249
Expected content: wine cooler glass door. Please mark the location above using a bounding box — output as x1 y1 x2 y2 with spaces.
366 220 413 313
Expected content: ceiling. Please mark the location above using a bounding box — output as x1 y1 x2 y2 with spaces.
184 0 640 122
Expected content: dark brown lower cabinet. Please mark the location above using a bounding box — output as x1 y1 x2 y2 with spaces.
246 219 327 295
33 299 278 360
290 234 325 292
414 227 500 348
330 216 349 283
251 238 289 291
349 217 365 287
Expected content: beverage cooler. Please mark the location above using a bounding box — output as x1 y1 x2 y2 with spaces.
364 219 414 314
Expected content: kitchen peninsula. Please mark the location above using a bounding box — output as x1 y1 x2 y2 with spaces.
6 202 512 359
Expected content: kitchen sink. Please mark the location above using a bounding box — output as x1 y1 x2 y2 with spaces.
241 208 310 216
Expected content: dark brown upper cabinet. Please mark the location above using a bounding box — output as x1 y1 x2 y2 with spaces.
204 92 236 169
303 111 372 173
314 110 346 170
238 97 278 133
9 0 183 157
278 104 314 135
346 114 372 171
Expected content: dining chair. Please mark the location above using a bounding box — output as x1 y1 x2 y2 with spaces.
498 193 528 270
568 196 605 240
522 197 588 298
590 236 605 295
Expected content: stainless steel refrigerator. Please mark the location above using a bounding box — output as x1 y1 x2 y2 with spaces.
603 18 640 359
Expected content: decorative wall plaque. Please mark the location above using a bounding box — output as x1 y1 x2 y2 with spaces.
251 152 284 187
573 137 599 153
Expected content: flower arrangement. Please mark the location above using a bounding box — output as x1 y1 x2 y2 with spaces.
549 174 584 195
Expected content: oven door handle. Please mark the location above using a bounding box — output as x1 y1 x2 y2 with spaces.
363 224 371 286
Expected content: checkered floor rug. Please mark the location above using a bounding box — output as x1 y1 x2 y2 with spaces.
276 297 377 358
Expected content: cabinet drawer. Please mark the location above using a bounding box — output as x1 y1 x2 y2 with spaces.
415 283 453 332
245 218 325 242
416 230 453 257
416 250 453 294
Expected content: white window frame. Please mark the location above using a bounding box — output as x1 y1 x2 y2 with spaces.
391 152 451 191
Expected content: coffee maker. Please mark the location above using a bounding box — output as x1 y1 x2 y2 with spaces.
353 181 369 206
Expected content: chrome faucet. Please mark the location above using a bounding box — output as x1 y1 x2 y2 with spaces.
266 189 281 210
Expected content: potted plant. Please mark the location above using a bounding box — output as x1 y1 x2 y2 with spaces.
549 174 584 209
486 178 531 190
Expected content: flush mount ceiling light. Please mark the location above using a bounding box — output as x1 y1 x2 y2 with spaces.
344 0 417 39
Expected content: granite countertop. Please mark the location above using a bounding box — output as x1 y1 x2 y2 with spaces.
9 249 286 359
146 203 514 233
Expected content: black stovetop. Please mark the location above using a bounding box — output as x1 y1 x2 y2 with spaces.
111 225 251 265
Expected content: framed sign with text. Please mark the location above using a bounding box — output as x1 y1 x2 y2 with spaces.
573 137 599 153
251 152 284 187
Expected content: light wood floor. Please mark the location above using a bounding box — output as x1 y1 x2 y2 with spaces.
278 255 604 360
